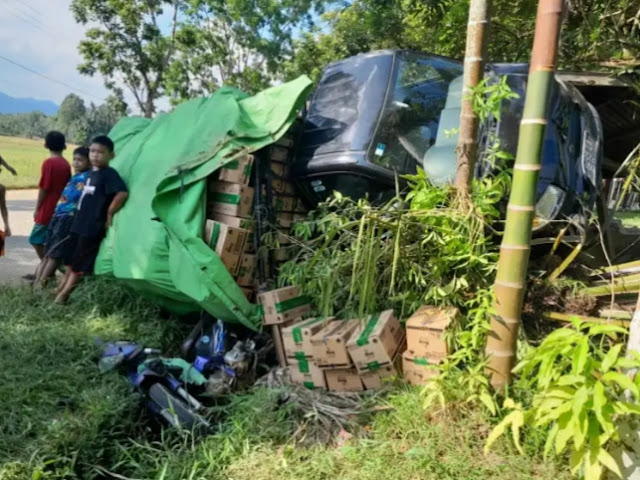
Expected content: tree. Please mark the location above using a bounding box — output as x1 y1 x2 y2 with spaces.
166 0 326 102
55 94 88 144
86 95 129 141
485 0 565 390
71 0 182 118
454 0 492 195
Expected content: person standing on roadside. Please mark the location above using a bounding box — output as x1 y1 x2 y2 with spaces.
0 154 17 237
27 131 71 279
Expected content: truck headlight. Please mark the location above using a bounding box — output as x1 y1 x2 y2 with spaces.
532 185 566 231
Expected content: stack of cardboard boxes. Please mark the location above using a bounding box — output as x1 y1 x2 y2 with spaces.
403 305 458 385
205 154 256 300
275 309 406 392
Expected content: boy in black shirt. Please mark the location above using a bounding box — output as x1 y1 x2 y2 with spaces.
55 136 128 304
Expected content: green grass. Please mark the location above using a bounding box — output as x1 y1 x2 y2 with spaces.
616 211 640 228
0 136 73 189
0 279 571 480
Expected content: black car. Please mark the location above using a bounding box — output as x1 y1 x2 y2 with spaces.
291 50 603 234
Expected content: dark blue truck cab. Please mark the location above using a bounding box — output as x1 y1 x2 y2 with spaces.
291 50 604 232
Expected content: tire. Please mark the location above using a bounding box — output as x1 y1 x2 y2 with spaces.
148 383 210 432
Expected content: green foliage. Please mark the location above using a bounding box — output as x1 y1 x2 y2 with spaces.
167 0 326 102
279 166 507 321
285 0 639 85
486 320 640 480
71 0 181 117
0 95 127 146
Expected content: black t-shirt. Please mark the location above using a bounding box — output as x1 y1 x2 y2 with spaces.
71 167 127 237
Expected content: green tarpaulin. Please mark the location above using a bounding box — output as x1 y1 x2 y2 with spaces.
94 76 313 331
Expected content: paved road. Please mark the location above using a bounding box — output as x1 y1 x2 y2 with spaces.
0 189 39 285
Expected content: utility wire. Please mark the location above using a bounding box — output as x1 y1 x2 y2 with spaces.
0 54 103 101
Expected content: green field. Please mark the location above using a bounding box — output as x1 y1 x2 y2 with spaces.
0 136 73 189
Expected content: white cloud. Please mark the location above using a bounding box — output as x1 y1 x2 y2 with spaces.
0 0 171 114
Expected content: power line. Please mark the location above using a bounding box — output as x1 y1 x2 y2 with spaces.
0 54 103 101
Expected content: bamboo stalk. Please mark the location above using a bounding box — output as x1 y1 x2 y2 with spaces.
590 259 640 277
486 0 566 390
549 242 582 280
599 309 633 320
584 281 640 297
591 272 640 286
544 311 630 327
454 0 493 194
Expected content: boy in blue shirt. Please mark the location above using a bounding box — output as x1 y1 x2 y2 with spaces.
34 147 91 287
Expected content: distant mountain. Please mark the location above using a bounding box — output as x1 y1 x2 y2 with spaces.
0 91 59 116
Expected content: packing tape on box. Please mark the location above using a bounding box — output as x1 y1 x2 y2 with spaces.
356 312 381 346
294 351 306 360
212 192 241 205
208 222 221 249
414 357 429 365
275 295 310 314
303 381 315 389
225 159 240 169
366 361 381 371
297 358 310 374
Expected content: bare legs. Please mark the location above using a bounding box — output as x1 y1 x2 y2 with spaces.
0 184 10 237
33 257 61 288
55 271 81 304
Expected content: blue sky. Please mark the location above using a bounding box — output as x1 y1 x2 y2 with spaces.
0 0 174 113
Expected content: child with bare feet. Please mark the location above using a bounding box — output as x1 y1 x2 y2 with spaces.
55 136 128 304
34 147 91 288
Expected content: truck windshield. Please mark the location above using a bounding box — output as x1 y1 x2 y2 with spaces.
370 53 463 174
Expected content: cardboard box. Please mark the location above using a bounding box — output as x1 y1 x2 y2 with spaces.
282 317 334 359
325 367 364 392
258 286 312 325
217 155 253 185
208 182 254 218
236 254 256 287
294 198 308 213
276 211 293 228
274 195 294 212
276 136 295 148
402 351 439 386
311 319 359 368
273 247 290 263
278 230 292 245
347 310 405 372
288 358 326 390
360 362 399 390
240 287 253 302
204 220 248 275
405 305 458 362
270 145 290 163
208 212 255 231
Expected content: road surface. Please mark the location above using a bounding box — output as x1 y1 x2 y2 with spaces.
0 189 39 285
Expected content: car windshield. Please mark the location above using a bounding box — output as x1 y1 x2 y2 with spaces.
369 53 463 174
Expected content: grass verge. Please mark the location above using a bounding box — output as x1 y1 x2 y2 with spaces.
0 135 73 189
0 279 571 479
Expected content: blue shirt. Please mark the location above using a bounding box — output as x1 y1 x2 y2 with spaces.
54 170 91 217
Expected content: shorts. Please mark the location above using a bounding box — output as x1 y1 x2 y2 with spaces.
65 233 103 275
45 214 75 259
29 223 48 246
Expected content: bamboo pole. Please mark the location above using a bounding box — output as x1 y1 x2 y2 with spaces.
543 311 630 328
486 0 566 390
454 0 493 194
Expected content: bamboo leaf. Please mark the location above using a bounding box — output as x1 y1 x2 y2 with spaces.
597 448 623 478
544 422 559 459
555 411 574 454
588 324 628 337
572 338 589 374
511 409 525 455
484 415 512 453
601 344 623 373
601 372 640 398
570 448 585 474
479 391 497 416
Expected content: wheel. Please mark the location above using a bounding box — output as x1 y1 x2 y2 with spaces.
147 383 210 432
